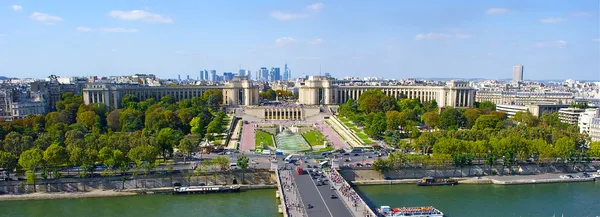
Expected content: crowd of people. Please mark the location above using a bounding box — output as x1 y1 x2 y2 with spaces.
279 170 307 217
329 170 373 217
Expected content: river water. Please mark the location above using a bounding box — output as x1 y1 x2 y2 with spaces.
356 181 600 217
0 189 280 217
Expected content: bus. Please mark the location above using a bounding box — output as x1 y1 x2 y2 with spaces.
284 155 295 162
318 161 329 168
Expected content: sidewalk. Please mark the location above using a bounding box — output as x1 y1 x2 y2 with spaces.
328 170 376 217
279 170 308 217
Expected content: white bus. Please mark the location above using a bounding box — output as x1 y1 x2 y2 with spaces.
284 155 295 162
318 161 329 168
229 163 239 170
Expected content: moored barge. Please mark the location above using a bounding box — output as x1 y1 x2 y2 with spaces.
377 206 443 217
417 177 458 186
173 185 241 194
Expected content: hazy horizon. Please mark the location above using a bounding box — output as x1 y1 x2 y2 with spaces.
1 0 598 80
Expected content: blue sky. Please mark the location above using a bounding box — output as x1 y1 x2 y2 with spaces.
0 0 598 80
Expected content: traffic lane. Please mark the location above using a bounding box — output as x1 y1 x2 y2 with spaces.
292 171 332 217
312 177 354 217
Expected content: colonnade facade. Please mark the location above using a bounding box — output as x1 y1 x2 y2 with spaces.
298 76 475 108
264 107 303 120
83 76 259 109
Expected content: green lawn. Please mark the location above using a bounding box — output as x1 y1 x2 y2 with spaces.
338 116 372 144
255 130 274 148
302 130 325 147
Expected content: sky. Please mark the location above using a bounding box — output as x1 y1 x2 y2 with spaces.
0 0 599 81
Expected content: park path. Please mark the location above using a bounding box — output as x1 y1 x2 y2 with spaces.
315 122 350 150
240 123 256 151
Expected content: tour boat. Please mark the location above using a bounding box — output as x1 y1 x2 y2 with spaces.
377 206 444 217
417 177 458 186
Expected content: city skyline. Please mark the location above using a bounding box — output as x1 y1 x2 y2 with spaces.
0 0 599 80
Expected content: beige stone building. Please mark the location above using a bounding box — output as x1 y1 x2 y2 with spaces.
83 76 259 109
298 76 475 108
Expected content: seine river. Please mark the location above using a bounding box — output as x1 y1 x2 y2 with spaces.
0 189 280 217
1 182 598 217
356 181 600 217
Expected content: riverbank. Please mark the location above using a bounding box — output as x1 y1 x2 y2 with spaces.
348 172 596 186
0 184 277 201
0 190 137 201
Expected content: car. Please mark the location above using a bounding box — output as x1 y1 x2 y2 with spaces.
366 163 372 167
343 153 350 156
354 153 360 156
330 194 337 199
321 153 327 156
384 177 393 180
344 158 350 162
366 156 372 159
307 204 314 209
316 182 322 186
330 186 336 190
316 178 321 182
356 163 363 167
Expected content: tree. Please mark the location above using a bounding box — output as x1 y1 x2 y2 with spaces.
127 145 158 176
415 132 438 154
514 111 539 126
76 110 100 131
121 94 140 110
211 156 230 172
421 111 439 130
463 108 482 129
473 114 504 130
554 137 576 162
106 110 121 132
237 155 249 183
358 89 387 113
365 112 386 139
477 101 496 113
43 143 68 179
155 128 184 160
3 132 33 156
372 157 390 174
119 109 144 132
177 135 199 163
19 148 44 171
190 116 207 137
385 111 404 131
0 151 18 179
589 141 600 157
438 108 466 130
541 112 562 128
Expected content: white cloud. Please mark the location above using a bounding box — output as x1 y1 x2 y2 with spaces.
414 33 451 40
540 17 567 23
570 12 592 17
455 34 472 39
76 26 92 32
534 40 567 48
270 3 323 21
486 8 509 15
108 10 172 23
76 27 138 33
274 37 297 45
29 12 63 24
11 5 22 11
593 38 600 42
306 3 324 12
269 11 306 21
308 38 323 45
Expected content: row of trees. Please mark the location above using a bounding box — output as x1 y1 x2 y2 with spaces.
0 91 230 188
259 89 296 101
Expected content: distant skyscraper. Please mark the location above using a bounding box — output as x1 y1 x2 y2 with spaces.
204 70 209 81
223 72 234 81
283 64 291 80
187 75 190 80
178 74 181 81
324 73 331 77
513 65 524 82
259 67 269 81
200 71 204 80
210 70 217 81
270 67 281 81
239 69 251 80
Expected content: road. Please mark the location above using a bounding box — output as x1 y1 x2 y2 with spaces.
291 164 353 217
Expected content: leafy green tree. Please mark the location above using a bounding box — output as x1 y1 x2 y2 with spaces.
3 132 33 156
372 157 390 174
385 111 405 131
438 108 466 130
541 112 562 128
415 132 438 154
44 112 71 126
0 151 18 179
473 114 504 130
237 155 249 183
19 148 44 171
119 109 144 132
365 112 386 139
106 110 121 132
358 89 387 113
121 94 140 110
190 116 206 137
421 111 439 130
76 110 100 131
155 128 184 160
423 99 438 112
211 156 230 172
43 143 68 179
589 141 600 157
514 111 539 126
177 135 199 163
554 137 576 162
477 101 496 113
463 108 482 129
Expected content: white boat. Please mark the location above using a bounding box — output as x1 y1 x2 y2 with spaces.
377 205 443 217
